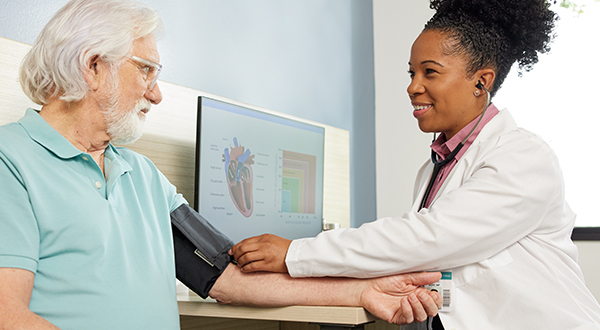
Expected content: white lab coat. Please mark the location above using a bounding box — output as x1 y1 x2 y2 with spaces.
286 109 600 329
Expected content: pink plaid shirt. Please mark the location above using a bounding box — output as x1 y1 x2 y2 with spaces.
422 104 500 208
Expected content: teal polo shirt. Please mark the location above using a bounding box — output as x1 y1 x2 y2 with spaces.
0 109 185 330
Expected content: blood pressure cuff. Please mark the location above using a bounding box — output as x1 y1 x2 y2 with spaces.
171 204 234 298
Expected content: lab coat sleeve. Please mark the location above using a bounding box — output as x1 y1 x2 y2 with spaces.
286 128 570 278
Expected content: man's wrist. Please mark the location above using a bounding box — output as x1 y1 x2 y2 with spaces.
354 278 371 308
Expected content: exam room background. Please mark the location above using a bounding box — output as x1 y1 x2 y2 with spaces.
1 0 599 301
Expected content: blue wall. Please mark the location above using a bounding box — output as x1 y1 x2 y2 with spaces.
0 0 376 228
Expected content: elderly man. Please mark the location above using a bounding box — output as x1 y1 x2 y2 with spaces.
0 0 441 329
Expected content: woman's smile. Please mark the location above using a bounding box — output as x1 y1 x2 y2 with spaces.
412 103 432 119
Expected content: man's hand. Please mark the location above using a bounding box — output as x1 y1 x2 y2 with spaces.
229 234 291 273
360 272 443 324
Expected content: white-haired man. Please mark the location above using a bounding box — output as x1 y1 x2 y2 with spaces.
0 1 441 329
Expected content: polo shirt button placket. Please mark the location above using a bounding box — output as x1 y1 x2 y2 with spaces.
80 155 104 191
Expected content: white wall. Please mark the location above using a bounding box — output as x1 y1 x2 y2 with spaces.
575 241 600 302
373 0 432 218
372 0 600 302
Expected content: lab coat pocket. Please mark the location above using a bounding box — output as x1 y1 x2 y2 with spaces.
453 249 514 287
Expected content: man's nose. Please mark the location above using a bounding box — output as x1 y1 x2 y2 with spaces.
146 82 163 105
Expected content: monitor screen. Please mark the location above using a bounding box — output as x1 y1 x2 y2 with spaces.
195 97 325 243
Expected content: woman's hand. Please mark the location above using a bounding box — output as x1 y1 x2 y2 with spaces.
230 234 291 273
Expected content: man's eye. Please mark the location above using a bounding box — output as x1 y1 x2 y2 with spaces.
141 66 151 75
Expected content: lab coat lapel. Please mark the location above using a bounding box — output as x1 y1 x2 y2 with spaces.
421 109 518 208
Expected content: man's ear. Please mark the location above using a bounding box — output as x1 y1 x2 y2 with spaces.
83 54 102 91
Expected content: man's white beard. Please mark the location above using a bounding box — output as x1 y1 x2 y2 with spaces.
102 79 152 145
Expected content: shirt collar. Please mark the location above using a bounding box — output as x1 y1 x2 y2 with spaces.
431 103 500 160
19 108 83 159
19 108 124 161
104 144 132 193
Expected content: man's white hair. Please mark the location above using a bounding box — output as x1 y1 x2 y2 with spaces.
19 0 163 105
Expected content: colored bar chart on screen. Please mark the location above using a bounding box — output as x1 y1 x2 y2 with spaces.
281 150 316 214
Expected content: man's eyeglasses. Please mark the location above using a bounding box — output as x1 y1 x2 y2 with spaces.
126 55 162 91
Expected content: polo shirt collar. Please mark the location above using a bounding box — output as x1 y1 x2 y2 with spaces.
19 108 84 159
19 108 133 172
104 143 132 175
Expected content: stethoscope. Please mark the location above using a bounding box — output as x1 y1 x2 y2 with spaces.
418 82 492 210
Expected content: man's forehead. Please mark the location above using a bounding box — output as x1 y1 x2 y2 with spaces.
132 34 160 62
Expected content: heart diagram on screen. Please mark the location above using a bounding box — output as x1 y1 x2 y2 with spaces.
223 137 255 217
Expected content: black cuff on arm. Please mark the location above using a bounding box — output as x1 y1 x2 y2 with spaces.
171 204 234 298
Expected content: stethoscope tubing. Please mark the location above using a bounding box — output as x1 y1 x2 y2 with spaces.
418 87 492 211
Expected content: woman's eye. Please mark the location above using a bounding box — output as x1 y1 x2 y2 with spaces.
407 70 415 78
425 68 437 74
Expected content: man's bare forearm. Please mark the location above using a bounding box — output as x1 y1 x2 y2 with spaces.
208 263 443 326
0 268 60 330
209 264 364 307
0 309 61 330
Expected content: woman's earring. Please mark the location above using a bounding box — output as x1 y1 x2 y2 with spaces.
474 90 481 97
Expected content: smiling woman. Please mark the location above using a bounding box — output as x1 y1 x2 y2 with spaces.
407 31 494 139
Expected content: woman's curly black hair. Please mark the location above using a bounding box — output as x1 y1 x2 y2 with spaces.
424 0 558 97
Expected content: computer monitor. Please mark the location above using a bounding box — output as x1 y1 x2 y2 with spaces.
195 96 325 243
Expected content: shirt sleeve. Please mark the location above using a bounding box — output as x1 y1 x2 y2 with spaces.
0 151 40 272
149 155 186 213
286 129 568 278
